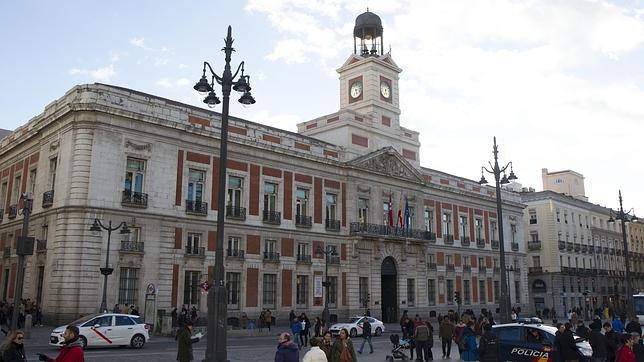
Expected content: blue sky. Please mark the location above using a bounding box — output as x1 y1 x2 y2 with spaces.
2 0 644 214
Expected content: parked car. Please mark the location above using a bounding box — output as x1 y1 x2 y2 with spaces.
49 313 150 349
492 322 592 361
329 316 385 337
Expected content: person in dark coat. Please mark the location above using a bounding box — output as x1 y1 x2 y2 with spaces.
478 323 498 362
588 325 608 361
176 321 201 362
589 316 602 332
604 322 618 362
626 317 643 336
358 316 373 354
275 332 299 362
576 321 590 339
556 323 580 362
1 330 27 362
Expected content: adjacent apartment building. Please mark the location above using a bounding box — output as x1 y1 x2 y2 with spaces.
0 11 527 324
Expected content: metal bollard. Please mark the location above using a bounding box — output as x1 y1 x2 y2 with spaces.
24 314 33 338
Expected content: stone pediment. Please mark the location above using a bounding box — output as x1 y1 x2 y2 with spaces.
349 147 424 183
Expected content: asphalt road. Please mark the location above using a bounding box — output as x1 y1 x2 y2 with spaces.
22 326 457 361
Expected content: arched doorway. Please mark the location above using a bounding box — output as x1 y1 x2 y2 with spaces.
381 256 398 323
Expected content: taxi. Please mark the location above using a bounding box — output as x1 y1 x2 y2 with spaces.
492 322 592 361
49 313 150 349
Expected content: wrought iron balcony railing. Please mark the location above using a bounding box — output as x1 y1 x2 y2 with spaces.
185 246 205 257
566 243 573 251
295 214 312 228
491 240 499 250
328 255 340 265
428 262 437 270
349 222 437 242
511 242 519 251
478 266 487 273
296 254 312 264
263 251 280 262
461 236 470 246
226 205 246 220
226 249 245 259
529 266 543 274
446 264 455 272
262 210 281 225
122 190 148 208
3 247 10 258
186 200 208 215
36 239 47 252
528 241 542 250
476 238 486 248
8 205 17 219
463 265 471 272
325 219 341 231
443 234 454 245
574 243 581 252
42 190 54 208
558 241 566 250
493 266 501 273
120 241 145 253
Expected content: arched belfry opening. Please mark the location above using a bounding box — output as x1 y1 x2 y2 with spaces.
381 256 398 323
353 9 384 57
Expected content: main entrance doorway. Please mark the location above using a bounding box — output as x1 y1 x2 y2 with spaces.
381 256 398 323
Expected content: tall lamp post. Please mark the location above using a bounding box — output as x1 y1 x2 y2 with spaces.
193 25 255 362
89 218 130 313
608 190 637 318
478 136 518 324
316 245 337 325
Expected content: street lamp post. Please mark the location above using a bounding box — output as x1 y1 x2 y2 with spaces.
608 190 638 319
478 136 518 324
316 246 337 325
193 25 255 362
89 218 130 313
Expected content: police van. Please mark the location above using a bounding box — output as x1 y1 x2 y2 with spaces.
492 322 592 361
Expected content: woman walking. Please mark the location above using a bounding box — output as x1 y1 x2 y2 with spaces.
333 328 357 362
1 330 27 362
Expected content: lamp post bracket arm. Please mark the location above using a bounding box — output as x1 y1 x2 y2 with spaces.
232 61 245 80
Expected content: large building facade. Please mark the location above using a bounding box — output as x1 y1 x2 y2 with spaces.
0 11 528 325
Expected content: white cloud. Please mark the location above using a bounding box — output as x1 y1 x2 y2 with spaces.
68 64 116 82
129 37 146 48
155 77 192 89
129 36 171 53
247 110 302 130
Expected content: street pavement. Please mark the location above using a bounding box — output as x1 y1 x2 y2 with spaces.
21 324 461 361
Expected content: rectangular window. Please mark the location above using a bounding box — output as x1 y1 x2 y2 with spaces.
407 206 415 228
227 176 243 208
424 209 434 233
183 270 201 305
529 209 538 224
532 256 541 267
475 218 483 240
463 280 471 304
28 169 37 194
227 236 241 253
264 239 277 253
479 280 486 303
296 187 309 217
36 266 45 303
460 215 469 238
125 158 146 193
263 182 278 212
493 258 499 268
326 193 337 220
490 220 498 240
263 274 277 306
0 182 7 208
494 281 500 302
383 202 389 225
446 254 453 266
359 277 369 308
118 267 139 306
358 198 369 224
297 242 308 259
187 169 205 202
226 272 241 308
187 233 201 254
11 176 20 204
511 224 517 243
446 279 454 305
463 255 470 267
48 157 57 189
407 279 415 306
442 212 452 236
427 279 436 305
328 276 338 306
296 275 308 306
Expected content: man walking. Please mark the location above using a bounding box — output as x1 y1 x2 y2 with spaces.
175 320 202 362
414 316 431 361
358 316 373 354
439 316 455 359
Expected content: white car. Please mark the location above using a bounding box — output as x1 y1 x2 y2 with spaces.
329 316 385 337
49 313 150 349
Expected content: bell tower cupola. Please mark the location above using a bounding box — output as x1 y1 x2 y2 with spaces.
354 10 384 57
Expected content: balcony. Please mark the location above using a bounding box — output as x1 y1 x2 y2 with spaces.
491 240 499 250
3 247 9 258
493 266 501 273
121 190 148 208
558 241 565 250
566 243 573 251
446 264 455 272
349 222 437 242
226 205 246 220
478 266 487 273
325 219 341 231
428 262 437 270
476 238 485 248
296 254 311 264
262 210 281 225
603 247 609 254
528 240 542 250
463 265 471 273
120 241 144 253
8 205 17 219
581 245 588 253
573 243 581 252
42 190 54 208
511 242 519 251
226 249 245 260
610 248 616 255
529 266 543 274
263 251 280 263
561 266 570 274
443 234 454 245
185 200 208 215
36 239 47 253
461 236 470 247
185 246 205 257
295 215 312 228
328 255 341 265
529 218 537 225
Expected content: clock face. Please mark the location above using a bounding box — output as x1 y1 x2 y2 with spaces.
380 82 391 98
350 81 363 99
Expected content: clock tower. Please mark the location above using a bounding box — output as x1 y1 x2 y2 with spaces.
298 10 420 167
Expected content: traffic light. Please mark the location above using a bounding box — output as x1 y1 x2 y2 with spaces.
454 291 461 305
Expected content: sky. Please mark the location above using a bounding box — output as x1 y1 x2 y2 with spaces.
1 0 643 214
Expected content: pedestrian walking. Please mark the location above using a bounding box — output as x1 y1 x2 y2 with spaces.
332 328 357 362
604 322 618 362
615 333 636 362
460 321 478 361
439 316 455 359
478 323 498 362
265 309 273 332
413 316 430 361
38 325 84 362
613 317 625 333
357 316 373 354
320 332 333 361
626 317 642 336
291 318 303 350
1 330 27 362
175 320 202 362
303 337 328 362
577 320 590 339
314 317 323 337
275 332 299 362
589 323 608 362
112 303 120 313
300 313 311 347
556 323 580 362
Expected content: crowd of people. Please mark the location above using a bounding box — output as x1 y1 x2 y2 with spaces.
0 299 44 329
